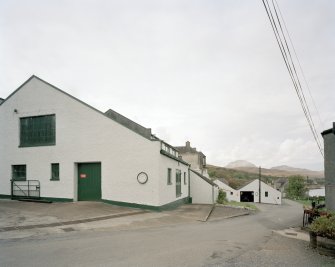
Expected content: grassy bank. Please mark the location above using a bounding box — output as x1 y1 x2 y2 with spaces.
221 201 258 211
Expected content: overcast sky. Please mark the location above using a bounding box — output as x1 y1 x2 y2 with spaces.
1 0 334 171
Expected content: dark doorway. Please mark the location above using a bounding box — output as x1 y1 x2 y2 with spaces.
240 191 254 202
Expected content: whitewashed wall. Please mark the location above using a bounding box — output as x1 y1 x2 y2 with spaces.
190 171 217 204
239 180 282 205
214 180 240 202
0 77 176 207
158 154 189 206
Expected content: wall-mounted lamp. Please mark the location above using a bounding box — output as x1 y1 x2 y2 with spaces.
14 109 18 114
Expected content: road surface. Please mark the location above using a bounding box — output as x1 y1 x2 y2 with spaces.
0 199 333 266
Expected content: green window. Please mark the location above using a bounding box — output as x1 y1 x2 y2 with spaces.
51 163 59 181
176 169 181 197
12 165 26 181
20 115 56 147
167 168 172 185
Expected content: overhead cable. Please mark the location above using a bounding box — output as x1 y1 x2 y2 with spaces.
261 0 324 157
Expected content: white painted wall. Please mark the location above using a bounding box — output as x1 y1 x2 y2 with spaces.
0 77 187 207
239 180 282 205
214 180 240 202
190 171 217 204
158 154 189 206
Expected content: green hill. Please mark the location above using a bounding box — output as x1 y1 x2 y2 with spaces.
207 164 279 189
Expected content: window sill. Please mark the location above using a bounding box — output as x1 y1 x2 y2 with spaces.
19 143 56 148
50 179 60 181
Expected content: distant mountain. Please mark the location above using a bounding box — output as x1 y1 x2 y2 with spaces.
223 161 324 179
225 160 257 168
271 165 311 172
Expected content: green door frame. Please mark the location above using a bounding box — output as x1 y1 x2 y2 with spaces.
77 162 101 201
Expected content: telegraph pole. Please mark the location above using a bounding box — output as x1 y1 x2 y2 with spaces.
259 166 261 203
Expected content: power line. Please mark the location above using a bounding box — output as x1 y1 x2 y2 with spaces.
270 0 324 152
261 0 324 157
273 0 324 130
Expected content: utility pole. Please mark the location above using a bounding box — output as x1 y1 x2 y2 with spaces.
259 166 261 203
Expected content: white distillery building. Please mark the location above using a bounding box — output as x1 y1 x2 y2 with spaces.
0 76 192 210
190 170 219 204
214 179 239 202
214 179 281 205
238 179 282 205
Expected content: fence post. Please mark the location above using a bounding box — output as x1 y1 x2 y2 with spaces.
28 180 30 197
10 179 13 199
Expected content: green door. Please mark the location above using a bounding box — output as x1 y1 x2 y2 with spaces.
78 163 101 201
176 169 181 197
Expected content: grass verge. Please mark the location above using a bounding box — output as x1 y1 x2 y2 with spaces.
222 201 258 211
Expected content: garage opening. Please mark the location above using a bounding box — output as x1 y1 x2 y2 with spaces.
240 191 254 202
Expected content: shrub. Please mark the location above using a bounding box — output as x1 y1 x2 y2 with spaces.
217 189 227 204
310 213 335 239
286 175 306 199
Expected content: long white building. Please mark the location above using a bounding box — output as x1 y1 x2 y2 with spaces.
0 76 192 210
214 179 282 205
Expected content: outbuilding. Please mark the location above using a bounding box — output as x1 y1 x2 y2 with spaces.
238 179 282 205
0 76 190 210
214 179 239 202
190 170 219 204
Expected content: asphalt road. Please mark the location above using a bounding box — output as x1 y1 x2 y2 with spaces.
0 199 334 267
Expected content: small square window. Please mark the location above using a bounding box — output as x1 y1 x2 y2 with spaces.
51 163 59 181
230 192 233 195
167 168 172 185
265 191 268 197
12 165 26 181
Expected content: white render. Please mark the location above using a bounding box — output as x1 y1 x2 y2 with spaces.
0 76 189 208
239 179 282 205
214 180 240 202
190 170 218 204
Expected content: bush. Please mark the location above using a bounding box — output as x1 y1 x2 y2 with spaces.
217 189 227 204
286 175 306 199
310 213 335 239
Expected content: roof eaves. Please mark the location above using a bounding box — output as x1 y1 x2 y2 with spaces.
105 108 152 140
190 169 218 187
0 75 36 106
2 75 155 141
160 150 190 166
237 179 256 190
321 128 334 136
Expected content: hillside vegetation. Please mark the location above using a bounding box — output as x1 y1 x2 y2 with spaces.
207 163 324 190
207 164 278 189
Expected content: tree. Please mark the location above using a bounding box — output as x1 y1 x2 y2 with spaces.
286 175 306 199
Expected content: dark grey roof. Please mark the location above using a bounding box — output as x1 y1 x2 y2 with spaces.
175 146 197 153
175 142 205 157
160 150 190 166
321 122 335 136
322 128 334 136
190 169 218 187
105 109 152 139
0 98 4 105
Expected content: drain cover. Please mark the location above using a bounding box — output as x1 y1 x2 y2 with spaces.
62 227 75 232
